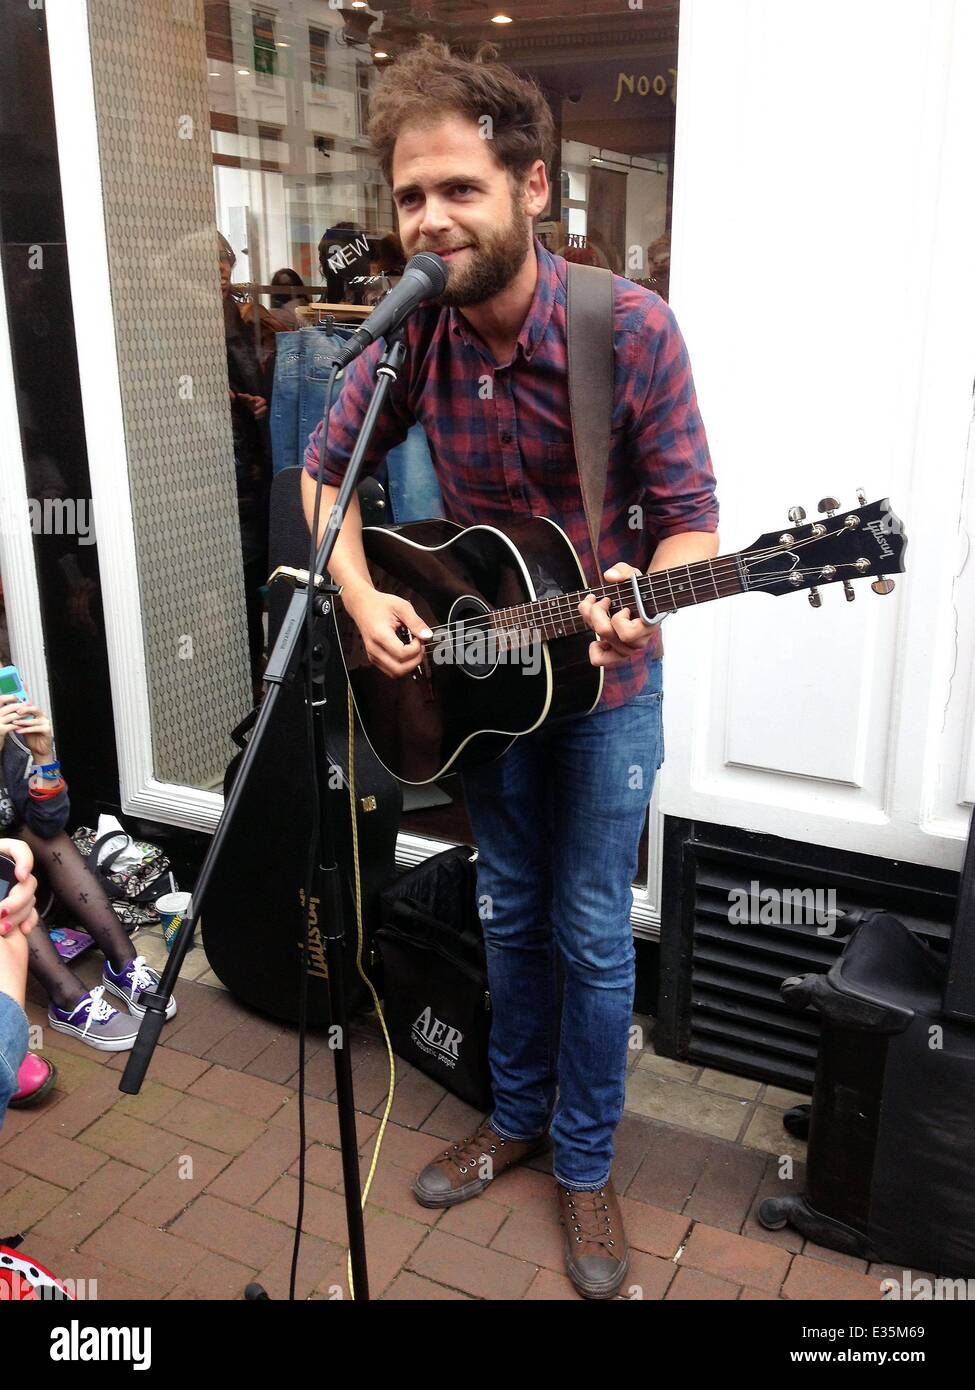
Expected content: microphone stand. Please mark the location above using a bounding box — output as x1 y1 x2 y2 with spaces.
119 325 411 1302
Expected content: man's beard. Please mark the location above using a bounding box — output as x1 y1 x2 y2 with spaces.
420 201 533 308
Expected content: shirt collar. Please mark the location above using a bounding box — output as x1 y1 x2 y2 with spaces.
448 238 561 362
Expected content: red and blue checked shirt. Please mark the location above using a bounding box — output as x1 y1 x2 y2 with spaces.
304 240 718 708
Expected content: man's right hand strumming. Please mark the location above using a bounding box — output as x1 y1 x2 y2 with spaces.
341 581 432 679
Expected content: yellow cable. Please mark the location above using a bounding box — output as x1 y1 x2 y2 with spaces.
344 682 396 1300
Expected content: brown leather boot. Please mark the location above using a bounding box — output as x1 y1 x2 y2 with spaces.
557 1178 630 1299
412 1119 549 1209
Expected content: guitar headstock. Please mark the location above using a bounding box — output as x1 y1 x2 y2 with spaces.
741 495 906 605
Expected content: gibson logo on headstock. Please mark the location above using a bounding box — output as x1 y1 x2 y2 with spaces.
866 517 894 558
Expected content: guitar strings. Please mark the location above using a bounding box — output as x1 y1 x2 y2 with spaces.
408 525 873 646
411 560 877 654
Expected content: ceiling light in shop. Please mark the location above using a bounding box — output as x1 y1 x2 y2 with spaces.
237 68 251 76
373 50 389 59
491 13 513 22
208 71 220 77
351 1 369 7
276 41 291 48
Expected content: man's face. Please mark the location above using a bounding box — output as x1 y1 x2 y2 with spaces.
391 114 549 307
218 257 233 297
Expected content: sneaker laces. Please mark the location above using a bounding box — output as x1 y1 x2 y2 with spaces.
561 1187 618 1252
70 986 118 1036
123 956 156 997
441 1125 506 1177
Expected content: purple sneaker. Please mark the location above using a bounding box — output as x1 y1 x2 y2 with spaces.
102 955 177 1020
48 986 140 1051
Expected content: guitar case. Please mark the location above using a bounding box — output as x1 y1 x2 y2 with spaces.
200 468 402 1025
759 911 975 1276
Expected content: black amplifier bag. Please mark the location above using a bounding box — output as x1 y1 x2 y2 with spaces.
377 846 492 1111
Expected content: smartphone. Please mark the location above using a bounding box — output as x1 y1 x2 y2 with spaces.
0 851 16 907
0 664 32 721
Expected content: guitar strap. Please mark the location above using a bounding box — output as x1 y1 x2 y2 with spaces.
566 260 615 587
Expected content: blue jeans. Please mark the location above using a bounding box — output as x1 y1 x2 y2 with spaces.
460 660 664 1190
0 991 29 1124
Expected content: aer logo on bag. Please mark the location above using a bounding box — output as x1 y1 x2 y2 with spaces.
412 1006 463 1069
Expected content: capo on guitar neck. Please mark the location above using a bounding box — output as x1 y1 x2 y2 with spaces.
629 573 673 626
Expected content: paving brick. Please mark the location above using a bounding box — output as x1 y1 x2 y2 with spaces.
169 1193 293 1267
24 1044 103 1094
626 1070 749 1140
166 1249 260 1301
33 1159 148 1248
681 1223 792 1294
254 1229 347 1301
0 1175 72 1231
620 1196 692 1259
268 1094 379 1148
80 1212 210 1290
246 1031 323 1085
524 1267 581 1300
257 1173 356 1246
348 1159 443 1226
1 1126 107 1188
365 1121 453 1175
202 1014 287 1072
162 992 247 1057
437 1194 509 1246
120 1144 232 1227
317 1208 430 1298
684 1140 766 1232
740 1286 779 1299
0 1100 50 1145
384 1270 473 1300
801 1239 869 1273
372 1064 445 1130
491 1208 564 1272
113 1080 186 1127
419 1091 485 1143
783 1255 884 1301
104 1045 213 1092
625 1125 711 1211
616 1248 675 1300
29 1068 120 1136
79 1111 188 1173
187 1064 291 1121
157 1095 267 1155
666 1266 740 1299
408 1229 537 1299
210 1127 302 1207
610 1113 661 1193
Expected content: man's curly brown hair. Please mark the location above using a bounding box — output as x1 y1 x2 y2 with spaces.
368 37 556 187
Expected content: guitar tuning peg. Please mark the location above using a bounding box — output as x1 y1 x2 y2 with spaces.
843 580 856 602
807 586 822 608
788 505 807 524
871 577 895 595
817 497 840 517
856 488 867 505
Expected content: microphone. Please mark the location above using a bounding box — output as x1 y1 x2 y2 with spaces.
333 252 448 369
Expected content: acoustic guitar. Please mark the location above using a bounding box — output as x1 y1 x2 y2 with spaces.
334 494 906 786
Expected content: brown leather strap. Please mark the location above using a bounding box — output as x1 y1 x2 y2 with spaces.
566 261 615 586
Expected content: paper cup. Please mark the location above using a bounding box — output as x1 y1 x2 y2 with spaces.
157 891 192 953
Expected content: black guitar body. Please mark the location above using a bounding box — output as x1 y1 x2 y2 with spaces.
338 515 603 784
200 469 402 1025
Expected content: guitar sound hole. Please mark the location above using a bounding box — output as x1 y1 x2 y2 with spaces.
445 596 499 680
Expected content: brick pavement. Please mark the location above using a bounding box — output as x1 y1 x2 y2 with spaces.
0 969 903 1301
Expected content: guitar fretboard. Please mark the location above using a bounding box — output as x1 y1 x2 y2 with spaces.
488 552 748 644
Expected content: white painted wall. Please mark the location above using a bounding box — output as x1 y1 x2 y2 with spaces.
661 0 975 870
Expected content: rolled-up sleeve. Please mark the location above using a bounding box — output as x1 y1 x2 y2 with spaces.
626 298 719 542
303 341 416 487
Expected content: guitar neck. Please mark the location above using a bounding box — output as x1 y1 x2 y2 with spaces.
492 551 747 641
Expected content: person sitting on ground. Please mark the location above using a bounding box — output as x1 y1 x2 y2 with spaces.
0 688 176 1056
0 838 38 1124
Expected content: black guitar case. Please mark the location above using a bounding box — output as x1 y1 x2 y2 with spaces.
200 468 402 1025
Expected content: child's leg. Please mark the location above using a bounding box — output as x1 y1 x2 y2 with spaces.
19 827 134 974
